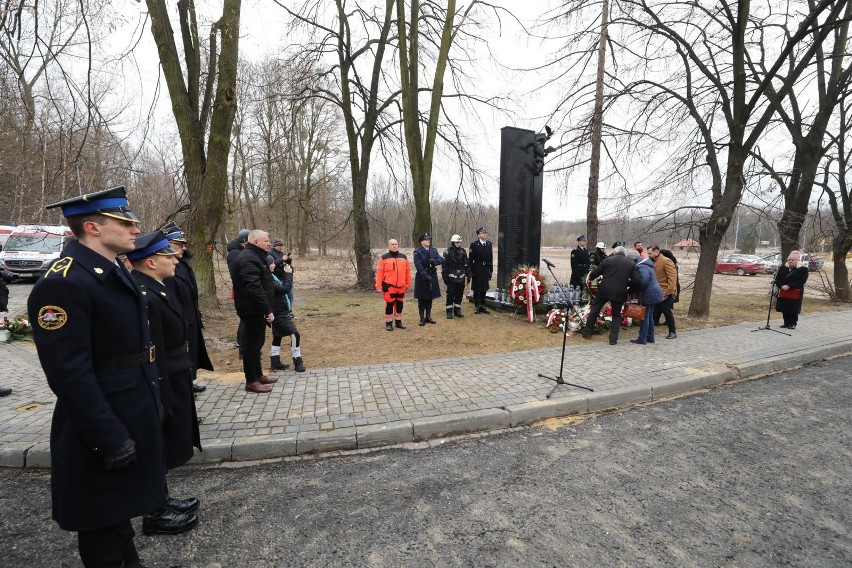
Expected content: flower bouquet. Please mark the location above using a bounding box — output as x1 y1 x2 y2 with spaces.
544 303 632 334
2 316 33 341
509 266 547 322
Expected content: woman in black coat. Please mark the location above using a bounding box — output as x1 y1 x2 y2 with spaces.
774 250 809 329
413 232 443 326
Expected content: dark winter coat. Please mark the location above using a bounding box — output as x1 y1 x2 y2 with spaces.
570 246 591 276
414 246 443 300
634 258 664 305
468 239 493 292
774 265 809 314
230 243 274 317
27 239 165 531
226 238 245 276
271 271 297 337
442 245 469 285
166 256 213 372
587 254 640 303
589 248 607 267
133 271 201 470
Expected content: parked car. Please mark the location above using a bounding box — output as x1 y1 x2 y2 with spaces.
714 255 766 276
0 224 72 281
762 253 782 273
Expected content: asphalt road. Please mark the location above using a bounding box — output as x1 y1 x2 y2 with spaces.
1 357 849 568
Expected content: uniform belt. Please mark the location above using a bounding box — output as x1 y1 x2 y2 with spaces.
95 344 156 373
477 261 489 266
167 342 189 358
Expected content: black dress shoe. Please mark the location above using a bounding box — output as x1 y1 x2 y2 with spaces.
479 306 490 314
142 508 199 535
0 387 11 397
666 332 677 339
630 338 646 345
192 383 206 394
788 324 796 329
779 324 790 328
167 495 200 514
609 339 617 345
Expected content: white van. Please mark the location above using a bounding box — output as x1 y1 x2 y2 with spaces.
0 226 14 250
0 225 72 281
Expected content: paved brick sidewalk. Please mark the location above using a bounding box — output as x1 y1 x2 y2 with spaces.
2 310 851 467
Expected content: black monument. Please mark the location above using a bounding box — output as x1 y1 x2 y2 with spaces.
496 126 544 289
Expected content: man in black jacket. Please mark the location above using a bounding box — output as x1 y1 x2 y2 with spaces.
581 246 639 345
161 222 214 393
229 230 277 393
570 235 591 291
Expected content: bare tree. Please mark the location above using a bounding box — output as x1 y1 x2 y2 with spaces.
144 0 242 307
282 0 398 289
610 0 846 318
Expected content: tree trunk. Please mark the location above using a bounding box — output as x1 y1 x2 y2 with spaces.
586 0 608 247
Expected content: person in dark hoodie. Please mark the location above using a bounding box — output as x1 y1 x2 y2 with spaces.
267 256 306 372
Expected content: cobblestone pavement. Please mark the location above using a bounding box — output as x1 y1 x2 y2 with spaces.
2 274 851 467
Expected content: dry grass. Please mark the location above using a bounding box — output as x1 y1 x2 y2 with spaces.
202 248 852 372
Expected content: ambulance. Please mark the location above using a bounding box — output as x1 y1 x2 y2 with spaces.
0 224 72 281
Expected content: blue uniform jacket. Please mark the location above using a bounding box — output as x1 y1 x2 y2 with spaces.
27 239 165 531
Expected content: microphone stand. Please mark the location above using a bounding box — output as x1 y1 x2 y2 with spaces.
538 262 594 398
752 276 790 336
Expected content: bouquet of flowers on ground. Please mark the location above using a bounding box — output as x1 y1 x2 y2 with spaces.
544 303 632 334
509 266 547 322
3 316 33 341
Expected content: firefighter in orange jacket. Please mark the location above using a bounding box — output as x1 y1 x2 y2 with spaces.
375 238 412 331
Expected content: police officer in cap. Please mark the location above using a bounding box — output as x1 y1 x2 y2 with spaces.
27 187 167 567
160 222 215 391
570 235 591 291
128 230 201 537
469 227 493 313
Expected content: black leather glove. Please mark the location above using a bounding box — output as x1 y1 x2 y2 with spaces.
381 282 390 292
103 438 137 471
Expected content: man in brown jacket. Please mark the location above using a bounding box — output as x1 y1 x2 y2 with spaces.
649 245 677 339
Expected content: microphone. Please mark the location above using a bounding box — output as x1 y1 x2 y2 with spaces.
541 258 556 268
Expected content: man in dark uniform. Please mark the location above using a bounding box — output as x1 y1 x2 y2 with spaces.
26 187 173 567
160 222 215 391
128 231 201 536
468 227 493 314
570 235 591 291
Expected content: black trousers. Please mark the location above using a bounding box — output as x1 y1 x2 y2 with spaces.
240 315 267 383
570 272 586 291
584 296 623 343
445 282 465 308
654 296 676 333
77 519 134 568
782 311 799 326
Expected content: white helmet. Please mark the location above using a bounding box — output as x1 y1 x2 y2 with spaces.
451 234 462 243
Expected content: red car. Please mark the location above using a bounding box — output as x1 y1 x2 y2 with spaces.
714 255 765 276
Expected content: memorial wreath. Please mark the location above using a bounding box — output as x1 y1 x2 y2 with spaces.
509 266 547 322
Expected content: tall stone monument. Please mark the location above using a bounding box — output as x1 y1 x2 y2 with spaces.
496 126 543 289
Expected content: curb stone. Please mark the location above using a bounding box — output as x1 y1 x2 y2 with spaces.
26 442 51 468
587 385 652 412
0 442 35 468
188 439 234 465
356 421 414 449
504 397 587 427
297 429 357 455
412 409 510 441
232 434 297 461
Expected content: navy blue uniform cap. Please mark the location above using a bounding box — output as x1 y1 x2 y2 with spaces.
475 227 487 235
419 232 432 241
126 230 178 261
160 221 187 243
45 186 140 223
577 235 586 241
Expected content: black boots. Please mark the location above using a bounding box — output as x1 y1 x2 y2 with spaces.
454 307 464 318
121 542 147 568
293 357 306 372
395 320 406 329
142 507 198 536
386 321 394 332
419 308 426 326
446 307 454 319
424 309 436 324
270 355 290 370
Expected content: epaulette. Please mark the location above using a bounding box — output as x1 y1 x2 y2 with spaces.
45 257 74 278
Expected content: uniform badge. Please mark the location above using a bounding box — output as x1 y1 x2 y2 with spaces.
37 306 68 330
94 267 104 274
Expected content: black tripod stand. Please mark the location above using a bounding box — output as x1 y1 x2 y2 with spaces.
538 261 594 398
752 277 790 336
